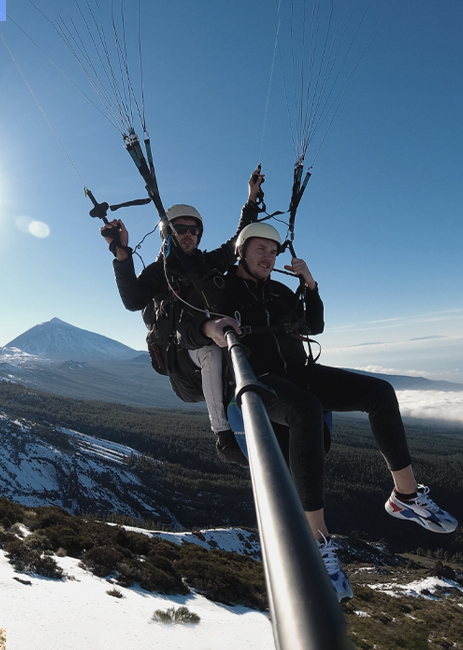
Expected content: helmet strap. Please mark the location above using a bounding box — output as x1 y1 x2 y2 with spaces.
238 243 264 282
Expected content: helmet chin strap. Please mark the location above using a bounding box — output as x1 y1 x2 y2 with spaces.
239 256 266 282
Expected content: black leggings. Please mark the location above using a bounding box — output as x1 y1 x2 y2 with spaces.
259 364 412 512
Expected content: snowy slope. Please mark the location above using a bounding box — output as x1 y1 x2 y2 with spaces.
2 525 463 650
120 526 262 561
0 409 180 526
0 544 273 650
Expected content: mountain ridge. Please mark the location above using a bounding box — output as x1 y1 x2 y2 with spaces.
5 317 142 361
2 317 462 412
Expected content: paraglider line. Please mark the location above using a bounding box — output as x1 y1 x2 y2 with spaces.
0 30 86 187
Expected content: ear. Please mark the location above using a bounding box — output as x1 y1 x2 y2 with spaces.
237 245 244 259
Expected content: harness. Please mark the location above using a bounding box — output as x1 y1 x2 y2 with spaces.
238 318 321 364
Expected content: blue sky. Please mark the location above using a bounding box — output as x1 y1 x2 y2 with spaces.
1 0 462 383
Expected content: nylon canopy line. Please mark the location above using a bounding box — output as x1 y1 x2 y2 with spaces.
3 0 167 235
48 0 167 223
7 0 378 268
260 0 378 261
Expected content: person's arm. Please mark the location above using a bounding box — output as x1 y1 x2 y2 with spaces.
102 219 166 311
280 259 325 335
235 165 265 235
102 219 131 261
206 166 265 271
113 257 168 312
202 317 242 347
283 257 317 290
303 284 324 335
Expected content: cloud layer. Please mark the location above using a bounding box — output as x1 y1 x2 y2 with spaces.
397 390 463 426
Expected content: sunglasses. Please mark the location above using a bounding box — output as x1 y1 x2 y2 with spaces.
173 225 201 236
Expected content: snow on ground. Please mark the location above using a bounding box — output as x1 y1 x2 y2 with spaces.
120 525 262 561
57 427 145 465
0 550 274 650
367 575 463 599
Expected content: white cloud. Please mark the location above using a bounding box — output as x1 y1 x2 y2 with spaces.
320 336 463 384
358 365 433 378
330 309 463 335
397 390 463 425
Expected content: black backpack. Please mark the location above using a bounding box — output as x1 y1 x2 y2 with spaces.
143 297 205 403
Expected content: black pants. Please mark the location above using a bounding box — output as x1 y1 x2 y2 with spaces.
260 364 412 512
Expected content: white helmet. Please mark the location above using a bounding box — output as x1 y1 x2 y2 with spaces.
235 222 281 255
162 204 203 242
165 204 203 226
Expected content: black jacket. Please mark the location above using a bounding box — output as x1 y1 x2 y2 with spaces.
191 266 325 377
112 201 259 333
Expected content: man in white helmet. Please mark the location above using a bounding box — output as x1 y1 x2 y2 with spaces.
192 221 457 602
102 168 265 467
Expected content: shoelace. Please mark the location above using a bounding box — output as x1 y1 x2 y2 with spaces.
414 485 440 512
317 534 340 573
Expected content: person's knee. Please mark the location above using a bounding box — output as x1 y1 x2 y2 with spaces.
201 343 222 362
368 377 399 411
376 378 397 402
192 343 222 368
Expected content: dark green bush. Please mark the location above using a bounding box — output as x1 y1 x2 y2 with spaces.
139 557 188 595
115 560 144 588
80 545 130 577
177 545 267 610
152 606 200 624
39 524 93 557
0 498 25 529
4 540 63 579
106 587 123 598
23 532 53 551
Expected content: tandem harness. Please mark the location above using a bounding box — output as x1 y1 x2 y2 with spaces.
238 317 321 364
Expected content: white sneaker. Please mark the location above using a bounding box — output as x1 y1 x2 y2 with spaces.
317 534 353 602
385 485 458 534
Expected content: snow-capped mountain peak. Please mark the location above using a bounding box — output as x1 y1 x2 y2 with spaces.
5 318 140 361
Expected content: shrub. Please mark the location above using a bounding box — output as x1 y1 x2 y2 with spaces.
152 606 200 624
106 587 123 598
22 510 38 528
139 562 188 595
33 554 64 579
4 540 64 579
10 522 25 537
115 560 144 588
80 545 128 577
0 529 17 547
0 498 24 529
177 545 267 610
23 532 53 551
44 524 93 557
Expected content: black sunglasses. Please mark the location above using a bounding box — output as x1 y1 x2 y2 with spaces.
173 225 201 236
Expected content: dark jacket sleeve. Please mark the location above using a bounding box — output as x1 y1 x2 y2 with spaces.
203 200 260 272
113 255 167 312
176 311 213 350
303 284 325 335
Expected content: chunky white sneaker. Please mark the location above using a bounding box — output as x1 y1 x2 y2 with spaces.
385 485 458 534
317 534 353 602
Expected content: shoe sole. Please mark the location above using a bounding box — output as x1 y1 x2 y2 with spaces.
216 452 249 468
